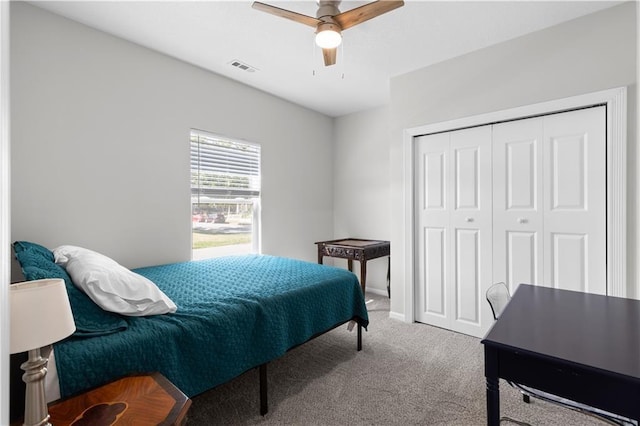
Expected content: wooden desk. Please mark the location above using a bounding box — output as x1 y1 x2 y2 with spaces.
316 238 390 296
48 372 191 425
481 285 640 426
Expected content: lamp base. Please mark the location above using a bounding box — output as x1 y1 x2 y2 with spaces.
21 348 51 426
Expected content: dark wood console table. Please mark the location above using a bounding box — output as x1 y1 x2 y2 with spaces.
315 238 390 297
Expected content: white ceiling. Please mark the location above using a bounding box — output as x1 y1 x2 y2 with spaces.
30 1 621 117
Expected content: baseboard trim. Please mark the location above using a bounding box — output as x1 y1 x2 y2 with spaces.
389 311 405 322
365 287 388 297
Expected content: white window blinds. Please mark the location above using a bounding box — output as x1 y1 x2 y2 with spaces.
190 131 261 202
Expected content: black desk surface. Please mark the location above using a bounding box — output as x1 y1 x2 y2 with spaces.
482 284 640 381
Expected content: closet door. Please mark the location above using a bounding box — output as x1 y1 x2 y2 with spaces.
493 118 544 296
493 106 606 295
414 126 492 336
449 126 493 336
415 132 451 330
542 106 606 294
415 106 606 337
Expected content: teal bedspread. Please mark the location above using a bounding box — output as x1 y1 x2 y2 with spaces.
54 255 369 398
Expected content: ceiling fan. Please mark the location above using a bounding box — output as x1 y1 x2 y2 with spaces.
252 0 405 66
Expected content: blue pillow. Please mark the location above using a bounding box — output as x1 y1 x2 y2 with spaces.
13 243 128 338
13 241 55 261
14 249 59 271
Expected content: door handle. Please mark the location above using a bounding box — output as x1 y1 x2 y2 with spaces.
518 218 528 224
465 217 474 222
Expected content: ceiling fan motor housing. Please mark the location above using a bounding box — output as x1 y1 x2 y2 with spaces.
316 21 341 35
316 1 342 20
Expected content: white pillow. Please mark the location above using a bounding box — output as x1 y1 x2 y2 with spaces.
53 245 177 316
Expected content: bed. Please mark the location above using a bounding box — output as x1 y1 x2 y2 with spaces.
9 241 369 422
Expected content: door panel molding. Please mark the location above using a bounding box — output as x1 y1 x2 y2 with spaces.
551 232 587 293
550 133 587 210
507 231 538 288
424 227 445 315
403 87 627 328
506 139 537 210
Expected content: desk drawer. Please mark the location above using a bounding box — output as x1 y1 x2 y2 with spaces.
499 350 640 421
321 246 359 259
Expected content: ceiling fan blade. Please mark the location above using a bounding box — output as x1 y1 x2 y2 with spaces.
334 1 404 30
322 47 337 66
252 2 320 28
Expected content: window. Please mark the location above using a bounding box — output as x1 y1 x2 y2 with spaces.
190 130 261 259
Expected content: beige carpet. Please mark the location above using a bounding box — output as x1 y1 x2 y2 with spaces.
185 294 612 425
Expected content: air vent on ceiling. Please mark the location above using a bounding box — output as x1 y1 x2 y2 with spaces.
229 60 258 73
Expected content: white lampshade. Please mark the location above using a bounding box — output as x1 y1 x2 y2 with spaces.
10 279 76 354
315 23 342 49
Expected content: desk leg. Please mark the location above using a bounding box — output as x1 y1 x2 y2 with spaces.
347 259 353 272
360 260 367 295
486 377 499 426
387 256 391 298
484 346 500 426
259 363 268 416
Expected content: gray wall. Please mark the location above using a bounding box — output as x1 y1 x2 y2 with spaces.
333 106 391 294
387 2 637 316
10 2 638 306
0 2 9 424
10 3 334 268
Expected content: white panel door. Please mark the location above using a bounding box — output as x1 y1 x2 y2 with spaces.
493 117 544 296
414 132 451 329
449 126 493 336
493 107 606 295
414 126 492 337
414 106 606 338
543 106 606 294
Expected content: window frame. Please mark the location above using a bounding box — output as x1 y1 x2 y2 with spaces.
190 129 261 258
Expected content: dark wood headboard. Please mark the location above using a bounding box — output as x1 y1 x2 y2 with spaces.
10 246 27 422
11 246 25 283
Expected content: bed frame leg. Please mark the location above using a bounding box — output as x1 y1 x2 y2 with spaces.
259 363 268 416
357 324 362 351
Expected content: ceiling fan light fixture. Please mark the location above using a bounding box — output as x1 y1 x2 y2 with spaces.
252 0 405 66
315 23 342 49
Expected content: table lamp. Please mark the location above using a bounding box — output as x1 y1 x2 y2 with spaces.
10 279 76 426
